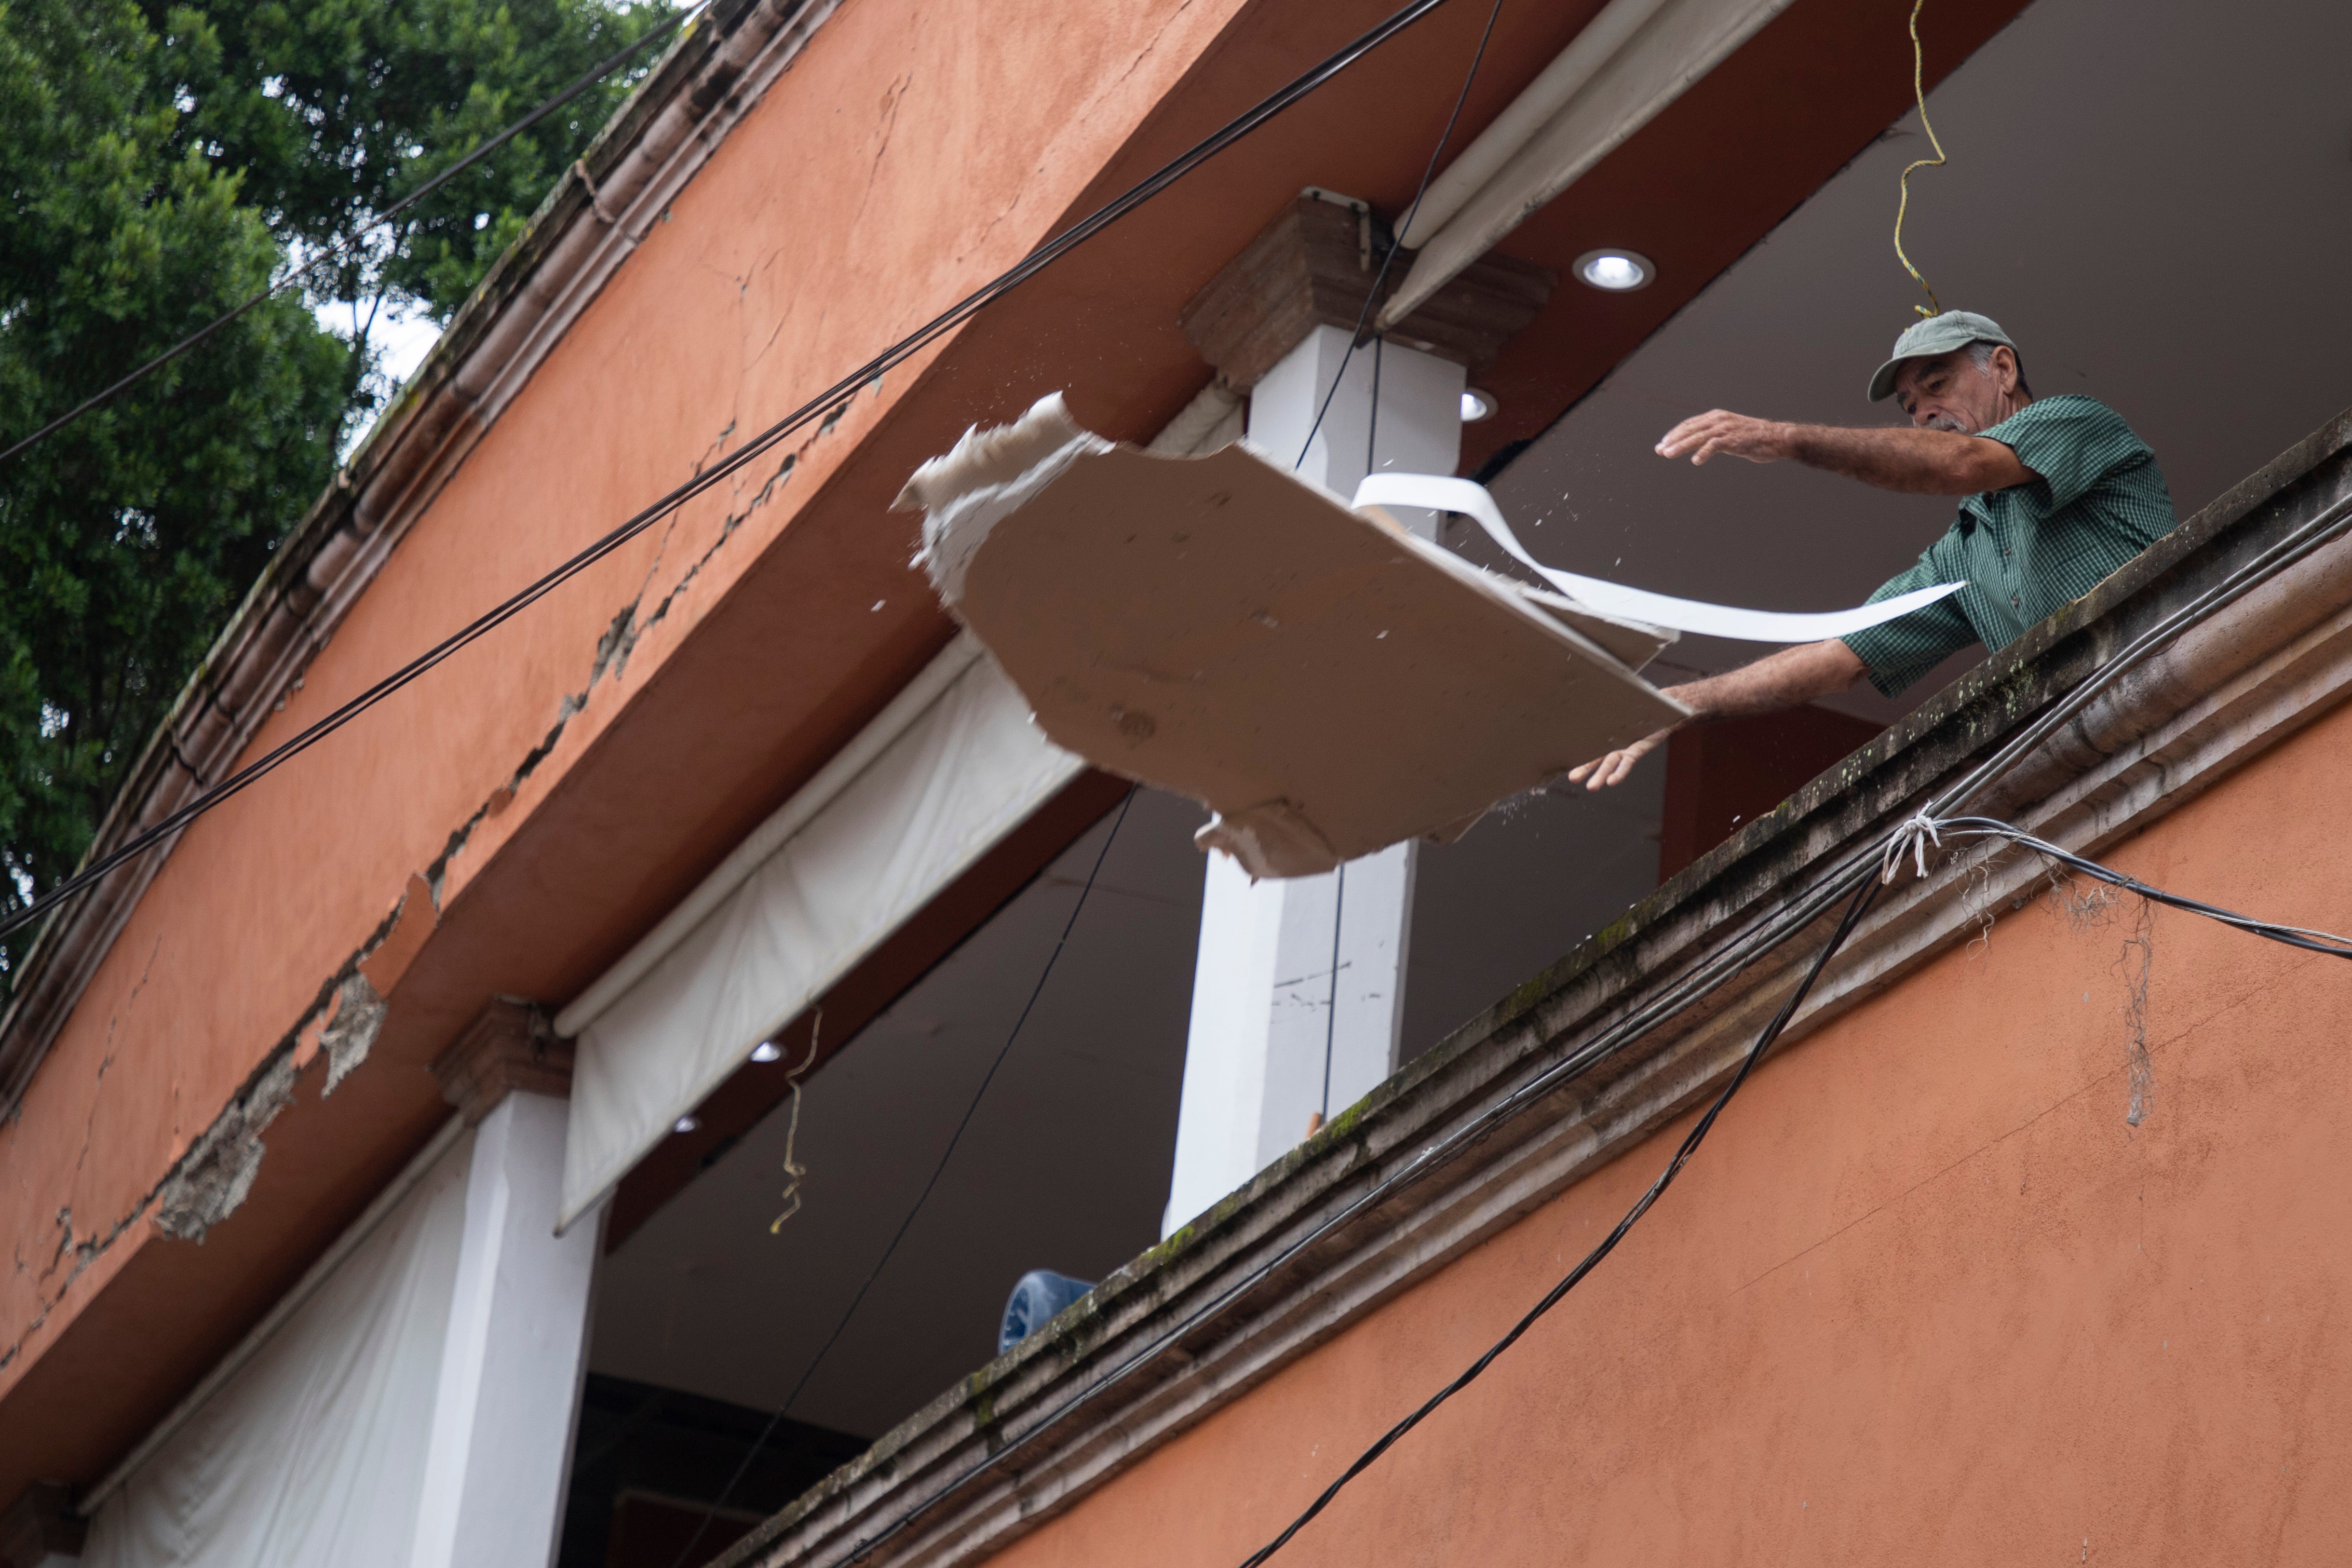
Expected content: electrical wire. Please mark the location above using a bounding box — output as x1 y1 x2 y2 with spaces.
1239 874 1882 1568
1895 816 2352 961
1319 860 1345 1125
1293 0 1505 467
1235 807 2352 1568
767 1011 823 1232
0 2 710 469
1296 3 1495 1130
1891 0 1947 318
664 788 1138 1568
0 0 1468 949
794 486 2352 1568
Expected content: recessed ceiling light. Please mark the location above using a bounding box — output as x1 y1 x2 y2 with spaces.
1460 388 1498 423
1574 249 1655 291
750 1040 782 1062
673 1114 700 1134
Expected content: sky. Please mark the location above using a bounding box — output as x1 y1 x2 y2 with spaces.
317 296 445 457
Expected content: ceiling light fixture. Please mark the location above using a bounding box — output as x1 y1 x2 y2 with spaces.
1573 248 1655 292
1459 387 1498 423
749 1040 782 1062
673 1114 700 1134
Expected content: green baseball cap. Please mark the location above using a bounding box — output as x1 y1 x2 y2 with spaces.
1867 309 2018 402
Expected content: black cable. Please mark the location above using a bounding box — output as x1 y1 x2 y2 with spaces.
790 799 2352 1568
1319 861 1344 1121
665 787 1138 1568
0 0 1466 948
1235 805 2352 1565
0 2 708 468
1313 332 1390 1121
1293 0 1504 468
1923 818 2352 961
1233 873 1882 1568
1166 818 2352 1568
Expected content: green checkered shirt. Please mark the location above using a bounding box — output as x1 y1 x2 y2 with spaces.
1840 395 2177 696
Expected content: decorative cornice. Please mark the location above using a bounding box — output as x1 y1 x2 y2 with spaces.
1179 193 1556 390
430 996 571 1124
0 0 847 1119
716 404 2352 1568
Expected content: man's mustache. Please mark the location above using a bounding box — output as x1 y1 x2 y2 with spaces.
1920 411 1972 433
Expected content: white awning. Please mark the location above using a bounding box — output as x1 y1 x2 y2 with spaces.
82 1126 475 1567
557 635 1084 1228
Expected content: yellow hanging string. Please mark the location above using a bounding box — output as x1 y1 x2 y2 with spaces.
1892 0 1945 318
768 1009 822 1234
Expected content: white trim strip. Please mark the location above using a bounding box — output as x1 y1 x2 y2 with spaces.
1354 473 1961 641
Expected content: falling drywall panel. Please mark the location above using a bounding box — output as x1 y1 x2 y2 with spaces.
899 397 1684 877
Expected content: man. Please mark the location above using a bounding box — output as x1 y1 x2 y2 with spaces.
1568 309 2177 789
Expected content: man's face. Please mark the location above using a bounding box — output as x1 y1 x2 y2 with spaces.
1891 345 2017 434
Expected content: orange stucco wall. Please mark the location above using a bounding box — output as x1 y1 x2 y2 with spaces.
0 0 2042 1502
0 0 1266 1489
975 703 2352 1561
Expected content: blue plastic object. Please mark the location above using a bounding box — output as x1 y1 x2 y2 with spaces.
998 1269 1096 1354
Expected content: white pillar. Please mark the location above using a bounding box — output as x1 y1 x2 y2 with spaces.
409 1092 598 1568
1164 325 1464 1235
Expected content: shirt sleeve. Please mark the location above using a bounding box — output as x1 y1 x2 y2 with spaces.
1840 546 1980 698
1984 397 2142 513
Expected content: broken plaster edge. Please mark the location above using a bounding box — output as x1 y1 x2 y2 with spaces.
899 393 1111 607
0 867 429 1406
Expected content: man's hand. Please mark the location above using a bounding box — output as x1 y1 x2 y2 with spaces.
1565 639 1871 790
1655 410 1795 466
1565 727 1670 790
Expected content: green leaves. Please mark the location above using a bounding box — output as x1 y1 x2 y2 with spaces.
153 0 677 319
0 0 674 979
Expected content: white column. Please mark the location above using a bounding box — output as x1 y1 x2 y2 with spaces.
1164 325 1464 1235
409 1092 599 1568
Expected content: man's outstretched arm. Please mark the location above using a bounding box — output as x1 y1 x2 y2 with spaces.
1566 638 1870 790
1656 412 2031 496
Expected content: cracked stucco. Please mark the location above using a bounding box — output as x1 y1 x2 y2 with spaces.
3 389 861 1382
422 419 820 907
0 883 411 1375
318 975 388 1096
153 1054 302 1242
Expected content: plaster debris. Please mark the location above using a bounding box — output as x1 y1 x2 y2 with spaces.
896 393 1111 605
154 1054 300 1242
318 974 388 1096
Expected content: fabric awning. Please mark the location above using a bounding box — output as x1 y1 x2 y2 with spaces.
557 636 1083 1228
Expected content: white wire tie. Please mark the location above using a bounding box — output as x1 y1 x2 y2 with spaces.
1881 811 1945 884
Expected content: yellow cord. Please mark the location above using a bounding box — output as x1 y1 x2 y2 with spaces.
768 1010 822 1234
1892 0 1945 318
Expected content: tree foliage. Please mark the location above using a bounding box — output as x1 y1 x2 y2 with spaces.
0 0 674 982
